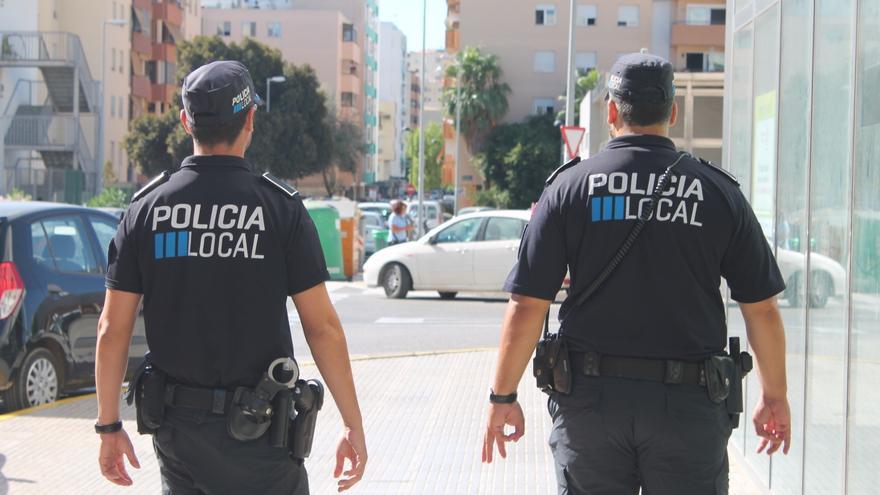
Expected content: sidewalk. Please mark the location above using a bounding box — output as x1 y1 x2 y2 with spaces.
0 350 765 494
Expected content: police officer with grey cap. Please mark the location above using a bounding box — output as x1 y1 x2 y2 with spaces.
482 52 791 493
95 61 367 493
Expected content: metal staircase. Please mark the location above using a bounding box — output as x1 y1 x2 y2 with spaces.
0 32 98 175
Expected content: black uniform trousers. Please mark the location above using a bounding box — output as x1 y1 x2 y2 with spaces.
548 373 732 495
152 406 309 495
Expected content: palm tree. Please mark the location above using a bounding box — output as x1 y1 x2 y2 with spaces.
442 47 511 154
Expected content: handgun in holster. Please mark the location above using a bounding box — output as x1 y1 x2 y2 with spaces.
124 354 166 435
288 379 324 459
704 337 753 429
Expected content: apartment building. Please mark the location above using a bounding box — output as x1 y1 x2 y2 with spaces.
0 0 133 199
407 49 451 126
378 22 407 183
202 0 379 196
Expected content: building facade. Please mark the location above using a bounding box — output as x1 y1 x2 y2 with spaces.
407 49 451 126
378 22 407 182
724 0 879 492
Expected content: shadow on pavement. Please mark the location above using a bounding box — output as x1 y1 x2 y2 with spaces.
0 453 36 494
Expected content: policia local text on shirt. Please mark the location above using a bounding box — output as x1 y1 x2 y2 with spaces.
94 61 367 493
482 53 791 494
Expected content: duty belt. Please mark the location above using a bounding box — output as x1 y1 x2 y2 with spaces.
164 383 235 415
570 351 707 386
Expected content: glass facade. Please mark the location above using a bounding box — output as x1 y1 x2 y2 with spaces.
725 0 880 490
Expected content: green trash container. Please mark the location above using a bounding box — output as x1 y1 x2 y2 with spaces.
373 229 389 252
304 201 346 281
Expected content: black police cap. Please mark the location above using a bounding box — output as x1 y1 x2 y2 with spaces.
606 52 675 103
181 61 264 127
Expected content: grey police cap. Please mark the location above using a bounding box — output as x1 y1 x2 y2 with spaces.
606 53 675 103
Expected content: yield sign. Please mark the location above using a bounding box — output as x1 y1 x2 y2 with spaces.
560 126 586 159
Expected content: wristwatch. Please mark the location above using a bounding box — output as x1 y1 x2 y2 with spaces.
489 389 518 404
94 420 123 434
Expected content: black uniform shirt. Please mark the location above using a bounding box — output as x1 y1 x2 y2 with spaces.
504 135 785 360
106 155 329 388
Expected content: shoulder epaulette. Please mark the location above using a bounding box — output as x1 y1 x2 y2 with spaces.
261 172 299 198
545 156 582 187
131 170 172 202
695 156 739 186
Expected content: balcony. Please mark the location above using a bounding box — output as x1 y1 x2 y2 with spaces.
132 31 152 56
132 75 174 102
671 22 725 47
152 42 176 62
341 41 361 65
445 29 459 51
153 1 183 27
340 74 361 94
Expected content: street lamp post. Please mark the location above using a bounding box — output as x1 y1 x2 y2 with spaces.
266 75 286 113
565 0 577 127
98 18 128 188
417 0 427 238
453 74 461 215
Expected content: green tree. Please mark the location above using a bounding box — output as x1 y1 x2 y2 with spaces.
555 68 601 124
442 47 511 154
475 114 561 209
406 122 443 192
125 36 332 180
322 111 365 196
87 187 131 208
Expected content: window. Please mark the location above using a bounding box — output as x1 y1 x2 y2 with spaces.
533 98 556 115
433 218 482 244
110 96 116 118
88 216 119 266
267 22 281 37
32 217 99 274
342 23 356 42
576 4 597 26
534 51 556 73
575 52 597 73
686 5 726 25
535 4 557 25
341 92 356 107
483 218 526 241
242 21 256 37
218 21 231 36
617 5 639 26
111 48 116 71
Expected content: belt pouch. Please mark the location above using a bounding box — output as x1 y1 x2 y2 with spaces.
534 334 561 394
268 389 292 448
551 339 572 395
137 366 166 434
704 355 734 404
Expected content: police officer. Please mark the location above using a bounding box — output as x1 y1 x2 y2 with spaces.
94 61 367 493
482 53 791 494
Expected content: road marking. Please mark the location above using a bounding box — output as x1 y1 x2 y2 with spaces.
375 317 426 324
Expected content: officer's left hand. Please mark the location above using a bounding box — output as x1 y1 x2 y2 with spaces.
334 427 367 492
482 402 525 463
98 428 140 486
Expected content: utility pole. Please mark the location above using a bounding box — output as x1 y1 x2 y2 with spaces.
565 0 577 127
417 0 427 237
453 74 461 215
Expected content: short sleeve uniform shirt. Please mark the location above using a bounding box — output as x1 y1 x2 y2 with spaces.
106 155 329 388
504 135 785 360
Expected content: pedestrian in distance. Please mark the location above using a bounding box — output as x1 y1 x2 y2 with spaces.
94 60 367 494
388 200 413 244
482 53 791 494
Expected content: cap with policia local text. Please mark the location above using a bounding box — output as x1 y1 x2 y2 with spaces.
181 60 264 127
606 52 675 103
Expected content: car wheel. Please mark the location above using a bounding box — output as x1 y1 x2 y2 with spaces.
809 271 831 309
2 348 61 411
438 292 458 300
382 263 411 299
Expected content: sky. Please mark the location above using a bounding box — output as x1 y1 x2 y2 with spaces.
379 0 447 51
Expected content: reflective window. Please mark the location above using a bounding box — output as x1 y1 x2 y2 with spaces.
38 217 99 274
88 216 119 267
771 0 814 491
483 218 526 242
846 0 880 489
434 218 482 244
803 0 856 488
728 26 754 192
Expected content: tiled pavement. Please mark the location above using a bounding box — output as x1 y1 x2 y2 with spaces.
0 350 765 494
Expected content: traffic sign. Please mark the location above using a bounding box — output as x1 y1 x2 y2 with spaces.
560 126 586 159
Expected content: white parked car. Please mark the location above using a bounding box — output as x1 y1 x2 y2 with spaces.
776 247 847 308
364 210 531 299
406 200 444 231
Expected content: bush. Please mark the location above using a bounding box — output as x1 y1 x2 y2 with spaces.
87 188 131 208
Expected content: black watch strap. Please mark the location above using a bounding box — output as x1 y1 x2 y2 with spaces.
489 389 518 404
95 420 123 434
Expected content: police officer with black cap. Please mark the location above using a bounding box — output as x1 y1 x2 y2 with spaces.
482 53 792 493
94 61 367 493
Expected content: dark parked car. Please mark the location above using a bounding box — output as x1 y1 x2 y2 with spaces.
0 202 146 411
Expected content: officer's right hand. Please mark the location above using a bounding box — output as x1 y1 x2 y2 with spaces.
98 428 140 486
334 426 367 492
752 395 791 455
482 402 525 463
